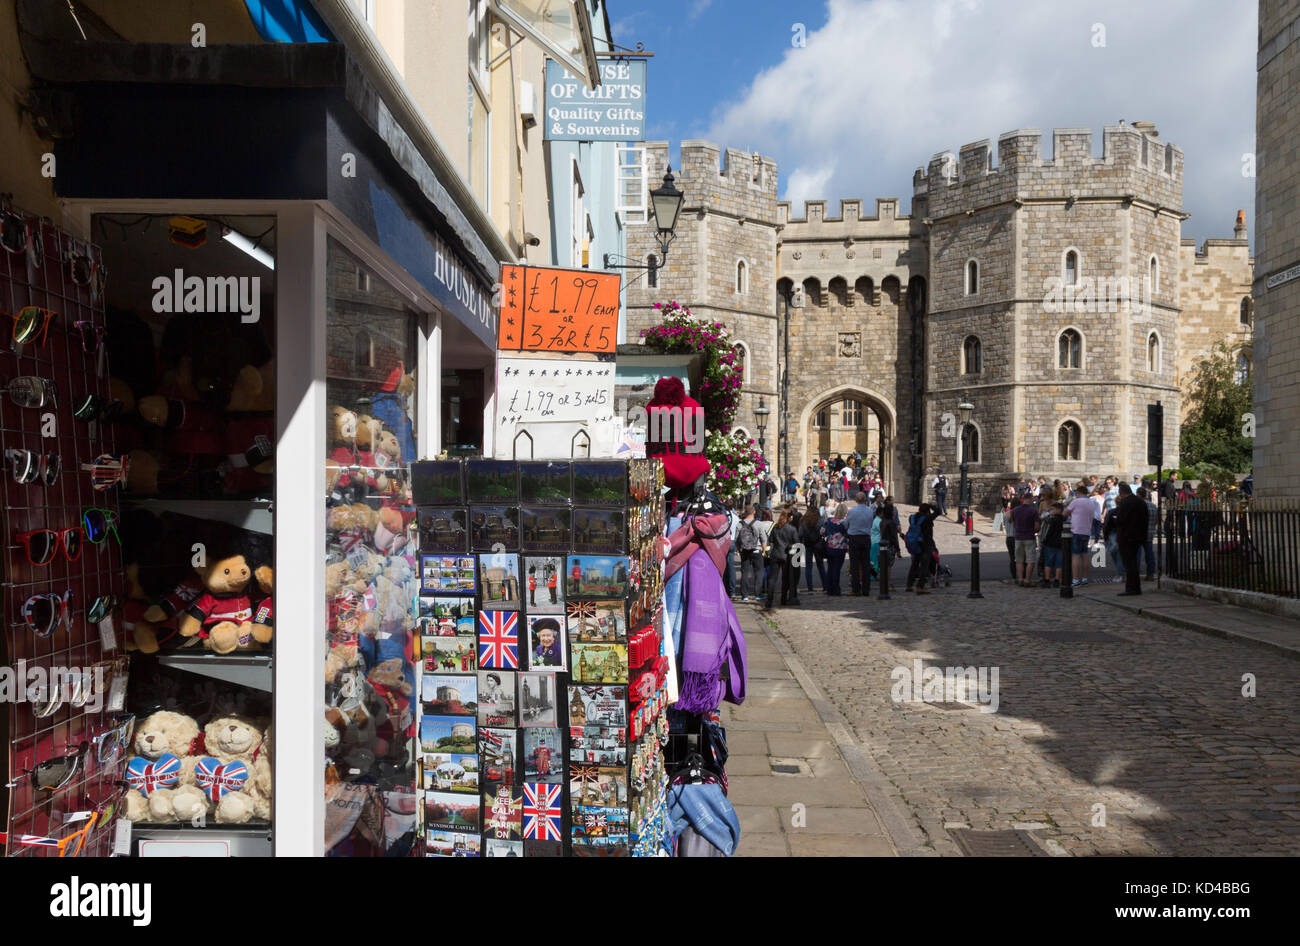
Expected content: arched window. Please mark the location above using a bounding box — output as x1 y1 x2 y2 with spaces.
354 329 374 369
828 276 848 307
813 408 827 428
1057 421 1082 461
855 276 874 306
1058 328 1083 369
1240 296 1251 325
1235 352 1251 386
965 259 979 295
802 277 821 307
733 342 749 383
1149 255 1159 293
842 399 863 426
1146 332 1161 372
963 335 982 374
1064 249 1079 287
959 423 981 464
735 259 747 294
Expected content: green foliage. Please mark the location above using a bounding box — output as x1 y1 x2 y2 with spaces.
1179 341 1253 474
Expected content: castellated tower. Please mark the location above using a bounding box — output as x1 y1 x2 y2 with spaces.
918 123 1185 502
625 142 780 472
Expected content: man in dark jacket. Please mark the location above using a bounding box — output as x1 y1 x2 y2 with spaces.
1113 483 1149 596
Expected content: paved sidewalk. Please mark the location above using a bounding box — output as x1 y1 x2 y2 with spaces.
720 608 900 856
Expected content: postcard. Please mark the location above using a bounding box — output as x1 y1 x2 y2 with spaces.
420 554 477 593
572 460 626 506
484 839 523 857
520 506 571 553
478 551 521 610
422 634 477 673
477 670 517 727
411 461 463 505
419 715 477 755
568 766 628 810
425 828 480 857
517 671 558 727
522 782 563 842
565 555 629 599
566 601 626 642
569 726 627 766
523 555 565 613
477 610 519 670
425 791 481 832
567 686 627 728
570 642 628 684
419 595 475 623
572 508 625 554
465 459 518 503
484 785 523 841
524 839 563 858
422 753 479 794
470 505 519 551
523 728 562 783
421 673 478 716
519 461 571 504
478 727 518 786
418 507 469 553
525 615 567 672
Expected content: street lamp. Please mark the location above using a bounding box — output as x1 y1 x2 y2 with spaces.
754 397 771 507
957 393 974 535
604 167 684 286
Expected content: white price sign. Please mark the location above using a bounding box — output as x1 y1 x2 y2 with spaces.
494 355 617 459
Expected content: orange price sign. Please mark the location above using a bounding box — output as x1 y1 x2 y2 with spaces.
497 264 620 353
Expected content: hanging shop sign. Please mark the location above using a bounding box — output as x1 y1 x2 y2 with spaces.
544 60 647 142
497 264 620 354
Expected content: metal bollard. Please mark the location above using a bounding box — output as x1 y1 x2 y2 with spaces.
968 536 984 598
1060 521 1073 598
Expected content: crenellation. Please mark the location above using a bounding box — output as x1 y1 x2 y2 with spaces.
959 140 993 181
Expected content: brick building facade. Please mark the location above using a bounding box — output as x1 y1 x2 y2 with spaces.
627 126 1252 506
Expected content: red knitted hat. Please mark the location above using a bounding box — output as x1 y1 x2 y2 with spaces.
644 377 710 489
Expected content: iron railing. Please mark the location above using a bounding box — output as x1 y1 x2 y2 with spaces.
1163 498 1300 599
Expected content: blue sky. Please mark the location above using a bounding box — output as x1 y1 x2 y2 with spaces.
610 0 1258 247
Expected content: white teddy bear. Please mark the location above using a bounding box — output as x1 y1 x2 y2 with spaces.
124 710 208 824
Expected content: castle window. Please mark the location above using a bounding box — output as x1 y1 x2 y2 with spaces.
1164 145 1173 174
965 259 979 295
813 408 827 428
1057 421 1082 461
735 259 747 294
963 335 982 374
1064 249 1079 287
829 276 848 307
1240 296 1251 325
733 342 749 383
1235 352 1251 386
354 329 374 369
855 276 875 306
1146 331 1161 372
842 399 863 427
1149 255 1159 293
959 423 981 464
802 277 821 307
1058 328 1083 369
1142 136 1149 166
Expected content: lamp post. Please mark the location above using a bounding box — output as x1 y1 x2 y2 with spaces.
957 393 974 535
754 397 771 508
603 167 684 285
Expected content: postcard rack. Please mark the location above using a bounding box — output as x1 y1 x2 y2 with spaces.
1 205 127 857
411 455 669 856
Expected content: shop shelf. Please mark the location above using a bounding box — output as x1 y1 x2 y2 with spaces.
157 652 273 691
132 822 272 857
123 498 274 534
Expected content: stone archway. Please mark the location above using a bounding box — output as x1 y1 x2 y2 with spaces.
798 384 897 489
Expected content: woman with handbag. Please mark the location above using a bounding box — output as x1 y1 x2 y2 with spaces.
763 509 801 610
799 506 827 593
821 503 849 596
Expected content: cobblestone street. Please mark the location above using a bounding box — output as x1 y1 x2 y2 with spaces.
743 514 1300 856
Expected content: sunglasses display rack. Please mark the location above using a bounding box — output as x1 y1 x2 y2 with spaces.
408 457 671 856
0 206 128 857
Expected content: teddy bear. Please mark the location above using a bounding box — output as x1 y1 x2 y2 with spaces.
372 506 409 555
199 714 267 824
122 562 163 654
252 723 272 821
123 449 162 495
226 359 275 413
124 711 208 823
177 554 258 653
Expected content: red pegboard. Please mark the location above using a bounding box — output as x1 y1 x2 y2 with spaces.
1 207 127 857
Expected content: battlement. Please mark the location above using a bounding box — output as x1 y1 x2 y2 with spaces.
915 124 1184 220
777 197 909 227
640 140 779 222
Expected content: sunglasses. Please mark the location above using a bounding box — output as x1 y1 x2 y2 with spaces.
19 590 73 638
73 394 123 423
80 454 129 491
73 321 105 353
87 594 118 624
92 714 135 765
83 508 120 545
66 250 107 305
5 306 56 347
31 742 89 793
5 376 58 409
11 782 131 857
1 209 28 254
16 527 84 566
5 448 60 486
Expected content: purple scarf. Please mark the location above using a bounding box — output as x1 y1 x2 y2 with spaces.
677 549 748 713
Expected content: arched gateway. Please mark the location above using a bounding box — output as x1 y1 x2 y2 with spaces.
797 385 896 490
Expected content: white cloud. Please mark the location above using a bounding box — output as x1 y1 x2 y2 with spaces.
705 0 1257 244
783 162 838 207
689 0 714 21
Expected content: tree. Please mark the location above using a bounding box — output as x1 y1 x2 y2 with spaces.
1180 341 1253 473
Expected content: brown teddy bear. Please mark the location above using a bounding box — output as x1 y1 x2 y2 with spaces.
124 711 208 824
178 554 258 654
227 359 275 413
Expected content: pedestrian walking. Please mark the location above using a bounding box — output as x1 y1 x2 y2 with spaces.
904 503 940 593
878 499 901 597
763 508 801 610
799 505 827 593
755 508 774 594
821 503 849 596
1113 483 1149 596
931 469 949 517
846 491 875 595
735 505 763 601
